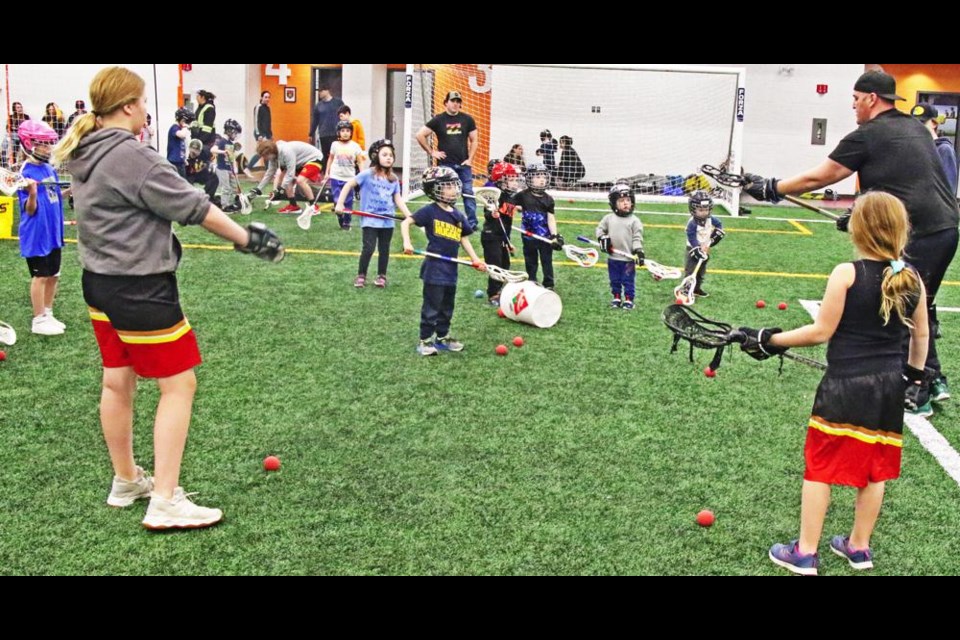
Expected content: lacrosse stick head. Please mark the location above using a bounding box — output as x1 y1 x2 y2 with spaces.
491 162 524 194
563 245 599 267
662 304 733 350
238 193 252 215
422 166 461 205
0 167 29 196
700 164 748 188
689 190 714 221
608 183 635 216
0 321 17 346
473 186 502 211
18 120 59 162
486 264 529 284
674 276 697 306
644 260 682 281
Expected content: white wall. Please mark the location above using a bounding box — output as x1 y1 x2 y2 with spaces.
342 64 388 151
180 64 248 156
723 64 863 193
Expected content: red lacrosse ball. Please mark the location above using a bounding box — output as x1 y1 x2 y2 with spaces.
778 302 788 311
704 367 716 378
696 509 715 527
497 308 506 318
512 336 524 347
0 350 6 362
263 455 281 471
495 344 508 356
675 298 685 305
756 300 766 309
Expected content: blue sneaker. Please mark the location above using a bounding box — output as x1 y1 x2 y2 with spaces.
435 335 464 352
769 540 819 576
829 535 873 570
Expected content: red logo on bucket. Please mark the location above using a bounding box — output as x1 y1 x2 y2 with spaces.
512 290 529 315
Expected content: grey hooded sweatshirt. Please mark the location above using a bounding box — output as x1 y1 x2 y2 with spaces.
68 127 210 276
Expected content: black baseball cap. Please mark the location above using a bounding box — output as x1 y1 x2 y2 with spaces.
853 70 904 102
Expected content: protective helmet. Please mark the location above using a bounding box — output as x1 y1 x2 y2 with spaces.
491 162 524 194
422 166 462 205
18 120 59 162
525 162 550 193
336 120 354 136
608 183 635 216
689 190 713 220
222 119 242 136
174 107 195 124
368 139 395 168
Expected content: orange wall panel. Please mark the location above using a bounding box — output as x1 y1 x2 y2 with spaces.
882 64 960 110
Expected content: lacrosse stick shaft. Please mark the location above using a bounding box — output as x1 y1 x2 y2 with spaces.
342 209 405 222
575 235 634 260
782 351 827 370
782 195 840 221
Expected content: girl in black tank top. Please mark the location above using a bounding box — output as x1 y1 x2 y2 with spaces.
747 192 928 576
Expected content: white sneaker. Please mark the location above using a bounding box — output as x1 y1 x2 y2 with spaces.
142 487 224 530
45 313 66 330
107 465 154 507
31 315 64 336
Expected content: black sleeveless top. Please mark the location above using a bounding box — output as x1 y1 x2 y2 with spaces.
826 260 919 375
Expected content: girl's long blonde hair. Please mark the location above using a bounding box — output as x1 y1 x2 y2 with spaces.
848 191 922 326
53 66 145 167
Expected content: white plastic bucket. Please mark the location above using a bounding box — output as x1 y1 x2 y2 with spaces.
499 281 562 328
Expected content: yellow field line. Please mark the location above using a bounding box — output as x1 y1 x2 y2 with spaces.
4 236 958 286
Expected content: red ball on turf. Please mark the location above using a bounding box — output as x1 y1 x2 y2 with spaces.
263 455 281 471
495 344 508 356
497 308 506 318
0 351 6 362
696 509 715 527
756 300 766 308
778 302 788 310
704 367 716 378
512 336 524 347
675 298 684 305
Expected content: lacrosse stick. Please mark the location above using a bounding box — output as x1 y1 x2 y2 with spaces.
0 166 71 196
295 176 332 230
413 250 527 284
576 235 680 279
224 150 252 215
674 258 705 306
701 164 841 221
340 209 405 222
520 229 599 267
473 186 516 253
661 303 734 372
0 321 16 346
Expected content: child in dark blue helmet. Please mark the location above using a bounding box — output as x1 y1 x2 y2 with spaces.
596 183 644 309
401 166 485 356
515 162 561 289
684 190 725 298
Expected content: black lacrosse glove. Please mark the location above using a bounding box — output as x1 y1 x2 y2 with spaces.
598 235 613 254
736 326 787 361
743 173 782 203
710 228 726 246
236 222 285 263
836 207 853 233
550 233 565 250
633 248 645 266
904 365 936 411
247 187 262 198
689 246 709 262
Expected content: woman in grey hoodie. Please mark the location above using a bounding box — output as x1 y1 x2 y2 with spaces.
55 66 284 531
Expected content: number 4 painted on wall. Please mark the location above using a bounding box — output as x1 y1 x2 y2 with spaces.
265 64 292 86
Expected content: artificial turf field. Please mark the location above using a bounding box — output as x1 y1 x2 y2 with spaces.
1 186 958 575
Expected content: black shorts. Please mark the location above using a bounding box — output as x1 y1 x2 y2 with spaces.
25 248 62 278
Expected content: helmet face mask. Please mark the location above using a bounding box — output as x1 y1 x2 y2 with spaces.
689 190 713 221
422 166 462 205
18 120 59 162
608 183 635 216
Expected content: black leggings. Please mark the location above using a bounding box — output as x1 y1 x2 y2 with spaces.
358 227 394 276
481 232 511 297
906 227 959 376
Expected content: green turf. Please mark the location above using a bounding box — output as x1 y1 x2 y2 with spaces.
0 189 958 575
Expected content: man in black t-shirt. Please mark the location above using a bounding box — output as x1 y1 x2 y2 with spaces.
416 91 480 230
744 70 959 413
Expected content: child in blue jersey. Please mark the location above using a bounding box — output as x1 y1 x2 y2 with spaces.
515 162 562 289
167 107 194 177
335 139 412 288
401 166 485 355
211 119 243 212
684 190 725 298
16 120 66 336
